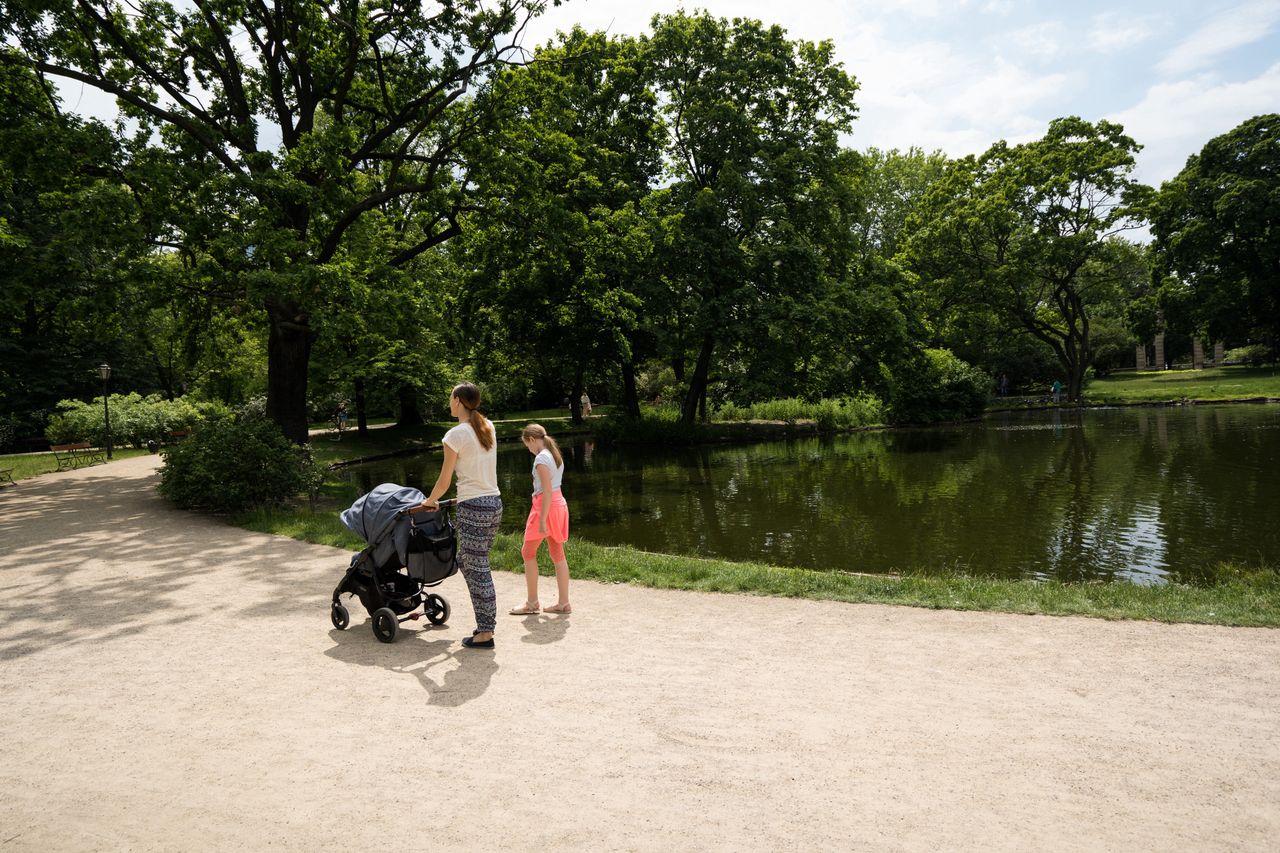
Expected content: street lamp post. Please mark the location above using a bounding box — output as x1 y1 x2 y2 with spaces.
98 363 113 460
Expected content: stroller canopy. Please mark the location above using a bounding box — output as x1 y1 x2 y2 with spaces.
340 483 426 546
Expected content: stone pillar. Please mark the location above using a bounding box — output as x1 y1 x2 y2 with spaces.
1214 341 1225 364
1154 333 1165 370
1135 345 1147 370
1192 338 1204 369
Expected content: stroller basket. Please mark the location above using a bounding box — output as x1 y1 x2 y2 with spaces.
405 505 458 584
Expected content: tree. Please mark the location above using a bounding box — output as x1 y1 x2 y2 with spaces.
642 12 860 424
1150 114 1280 355
0 61 149 443
2 0 551 442
456 28 662 422
909 117 1151 401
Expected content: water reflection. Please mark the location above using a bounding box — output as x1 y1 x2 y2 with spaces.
339 405 1280 584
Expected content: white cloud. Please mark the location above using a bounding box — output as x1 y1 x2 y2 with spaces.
1108 61 1280 184
847 24 1071 157
1005 21 1067 61
1156 1 1280 76
1088 12 1160 53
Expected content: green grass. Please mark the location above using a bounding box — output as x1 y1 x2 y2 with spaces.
1084 365 1280 404
0 447 153 481
228 505 1280 627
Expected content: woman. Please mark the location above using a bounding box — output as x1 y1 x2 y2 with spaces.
422 383 502 648
509 423 572 615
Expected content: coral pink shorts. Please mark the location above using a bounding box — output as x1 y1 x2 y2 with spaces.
524 490 570 543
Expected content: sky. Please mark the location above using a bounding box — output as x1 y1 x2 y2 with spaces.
519 0 1280 186
53 0 1280 188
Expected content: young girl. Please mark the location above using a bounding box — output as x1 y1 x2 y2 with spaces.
509 423 572 615
423 383 503 648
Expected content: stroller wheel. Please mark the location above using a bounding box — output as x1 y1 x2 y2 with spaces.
425 593 450 626
372 607 398 643
331 602 350 631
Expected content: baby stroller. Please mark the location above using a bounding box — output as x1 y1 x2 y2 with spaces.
330 483 458 643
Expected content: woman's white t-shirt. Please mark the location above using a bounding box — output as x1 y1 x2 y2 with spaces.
443 420 500 501
531 448 564 496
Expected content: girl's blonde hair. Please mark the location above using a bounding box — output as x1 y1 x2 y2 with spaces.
453 383 494 450
521 423 562 467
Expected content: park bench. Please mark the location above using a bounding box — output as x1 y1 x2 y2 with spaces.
50 442 106 470
0 467 14 487
168 429 191 442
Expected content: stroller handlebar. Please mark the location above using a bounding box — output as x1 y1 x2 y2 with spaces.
408 498 455 515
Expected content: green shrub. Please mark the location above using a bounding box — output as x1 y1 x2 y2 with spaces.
711 395 885 430
885 348 990 424
45 393 230 448
1224 344 1274 366
593 405 711 445
0 414 16 453
158 416 326 512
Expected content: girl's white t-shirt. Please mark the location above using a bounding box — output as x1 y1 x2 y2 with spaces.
531 448 564 495
443 420 500 501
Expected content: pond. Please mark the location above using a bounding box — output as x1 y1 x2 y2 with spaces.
339 404 1280 584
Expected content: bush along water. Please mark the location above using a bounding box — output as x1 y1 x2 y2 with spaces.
158 415 326 512
713 395 885 430
885 348 990 424
594 396 886 445
592 405 711 445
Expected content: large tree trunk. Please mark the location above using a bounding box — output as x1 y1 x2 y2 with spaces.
397 385 423 426
621 361 641 419
264 297 312 444
681 334 715 426
354 376 368 437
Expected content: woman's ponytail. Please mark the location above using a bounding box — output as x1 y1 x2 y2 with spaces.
453 383 494 450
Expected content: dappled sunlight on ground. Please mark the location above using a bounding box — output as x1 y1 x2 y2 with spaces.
1 455 1278 850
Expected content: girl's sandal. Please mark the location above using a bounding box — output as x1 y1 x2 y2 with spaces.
544 603 572 614
509 603 540 615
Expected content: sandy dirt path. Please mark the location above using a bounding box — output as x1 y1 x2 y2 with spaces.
1 456 1277 851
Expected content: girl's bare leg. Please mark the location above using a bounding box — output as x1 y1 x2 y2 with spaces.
548 558 571 612
522 556 541 608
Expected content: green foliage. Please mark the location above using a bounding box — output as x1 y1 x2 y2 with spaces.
1151 114 1280 349
885 349 990 423
157 417 326 512
3 0 554 442
44 394 230 447
908 117 1151 401
713 396 884 430
1224 344 1274 366
0 64 150 445
644 11 862 424
592 406 711 445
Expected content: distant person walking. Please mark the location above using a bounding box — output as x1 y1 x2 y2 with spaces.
580 392 592 416
1052 379 1062 404
998 373 1009 397
422 383 502 648
509 423 572 615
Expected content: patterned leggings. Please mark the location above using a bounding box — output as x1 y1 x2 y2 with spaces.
455 495 503 634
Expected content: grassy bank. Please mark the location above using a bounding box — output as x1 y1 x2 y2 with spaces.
0 447 153 482
1084 365 1280 405
230 506 1280 627
308 413 595 466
